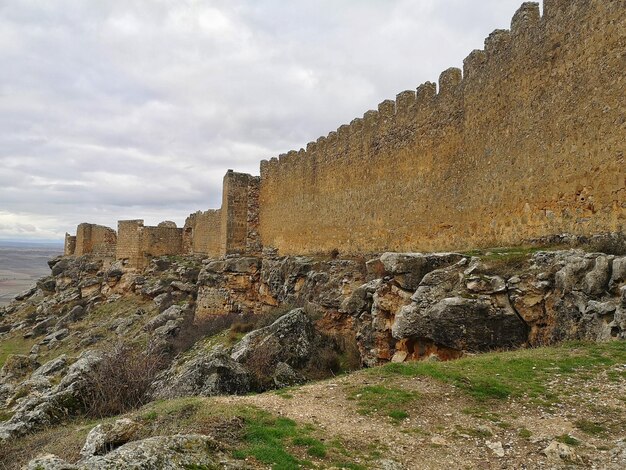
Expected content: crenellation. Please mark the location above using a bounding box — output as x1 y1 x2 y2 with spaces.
395 90 416 117
484 29 511 55
511 2 541 35
257 1 624 255
542 0 571 20
462 50 487 81
438 68 462 96
415 82 437 107
65 2 624 261
363 110 379 129
337 124 350 140
377 100 395 118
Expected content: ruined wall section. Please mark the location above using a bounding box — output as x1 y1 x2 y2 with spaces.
64 233 76 256
183 210 223 257
116 220 144 268
74 223 117 257
221 171 261 255
259 0 626 255
141 222 183 259
116 220 183 268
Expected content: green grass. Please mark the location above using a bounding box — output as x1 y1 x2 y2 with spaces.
574 419 608 436
0 336 36 369
348 384 419 422
556 434 580 446
240 411 323 468
372 341 626 402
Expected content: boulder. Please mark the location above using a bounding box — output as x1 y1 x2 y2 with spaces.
144 305 190 331
152 349 251 399
392 297 528 351
15 285 37 301
27 454 78 470
32 355 68 378
273 362 305 388
379 252 465 291
82 434 228 469
80 418 142 458
224 257 261 273
231 308 316 369
29 434 243 470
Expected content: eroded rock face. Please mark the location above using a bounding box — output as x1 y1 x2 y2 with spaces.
151 349 251 399
0 350 101 442
80 418 142 458
392 297 527 351
347 249 626 364
231 308 316 367
29 434 248 469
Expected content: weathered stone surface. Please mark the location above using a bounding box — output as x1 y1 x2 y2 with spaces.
392 297 527 351
231 308 316 368
29 434 245 470
273 362 305 388
27 454 78 470
0 350 101 442
80 418 142 458
151 349 251 399
32 355 68 378
82 434 232 469
380 252 465 290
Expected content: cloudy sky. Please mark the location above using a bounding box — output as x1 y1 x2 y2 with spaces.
0 0 536 242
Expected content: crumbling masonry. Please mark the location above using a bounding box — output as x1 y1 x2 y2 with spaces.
65 0 625 267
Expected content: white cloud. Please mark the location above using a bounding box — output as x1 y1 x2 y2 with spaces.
0 0 533 241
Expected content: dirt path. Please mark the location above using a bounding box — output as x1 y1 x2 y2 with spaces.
217 368 626 469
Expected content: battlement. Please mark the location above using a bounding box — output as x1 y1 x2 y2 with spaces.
258 0 625 254
65 1 624 260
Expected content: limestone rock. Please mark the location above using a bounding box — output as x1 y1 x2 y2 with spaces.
81 434 229 469
380 252 465 291
32 355 68 378
392 297 528 351
231 308 316 368
151 349 251 399
27 454 78 470
273 362 305 388
80 418 142 458
542 440 581 463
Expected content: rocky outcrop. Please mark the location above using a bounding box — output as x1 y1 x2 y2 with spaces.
150 349 251 399
0 351 101 442
80 418 141 458
28 433 247 469
344 250 626 365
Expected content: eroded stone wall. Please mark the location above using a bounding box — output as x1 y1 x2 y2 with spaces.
183 210 222 257
221 171 261 255
259 0 625 255
74 223 117 257
64 233 76 256
116 220 183 268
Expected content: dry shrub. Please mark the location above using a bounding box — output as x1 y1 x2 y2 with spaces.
244 336 281 389
584 234 626 256
304 333 362 380
80 342 166 418
169 311 247 355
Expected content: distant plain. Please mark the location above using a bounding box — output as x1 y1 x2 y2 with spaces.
0 241 62 306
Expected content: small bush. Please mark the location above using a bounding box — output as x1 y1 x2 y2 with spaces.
80 342 166 418
230 322 256 334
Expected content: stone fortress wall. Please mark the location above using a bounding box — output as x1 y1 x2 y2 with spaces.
259 0 625 254
65 0 625 265
64 171 260 267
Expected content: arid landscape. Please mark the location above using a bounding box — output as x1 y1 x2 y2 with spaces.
0 242 62 307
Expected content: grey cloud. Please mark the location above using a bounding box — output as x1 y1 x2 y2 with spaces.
0 0 531 241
